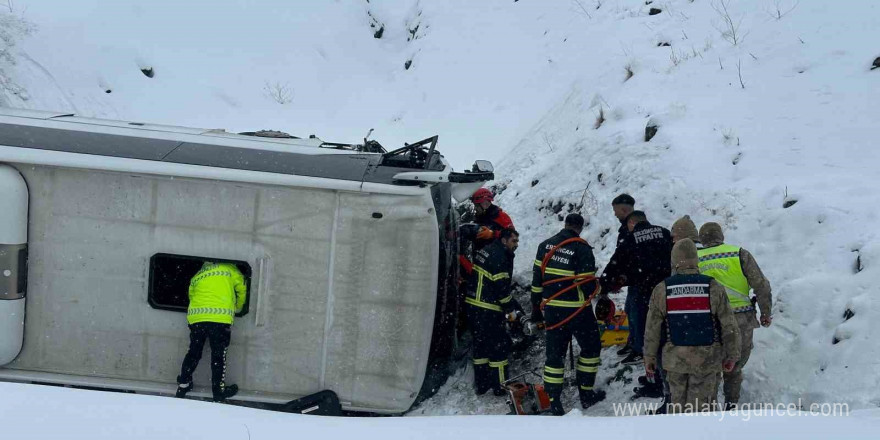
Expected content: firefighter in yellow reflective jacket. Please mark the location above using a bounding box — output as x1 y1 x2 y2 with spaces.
466 229 520 396
698 222 772 409
175 261 247 402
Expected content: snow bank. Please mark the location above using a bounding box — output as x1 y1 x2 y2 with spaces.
3 381 879 439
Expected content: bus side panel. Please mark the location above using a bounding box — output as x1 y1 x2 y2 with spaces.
10 166 337 399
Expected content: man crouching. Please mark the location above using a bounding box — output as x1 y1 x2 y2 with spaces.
643 239 740 413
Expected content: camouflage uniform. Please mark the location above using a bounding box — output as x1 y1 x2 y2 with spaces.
644 239 740 413
699 222 772 404
671 215 699 244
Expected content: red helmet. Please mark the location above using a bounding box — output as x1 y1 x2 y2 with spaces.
471 188 494 204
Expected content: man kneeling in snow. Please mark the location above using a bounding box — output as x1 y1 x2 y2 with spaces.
644 239 740 413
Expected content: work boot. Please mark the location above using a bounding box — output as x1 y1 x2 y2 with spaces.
724 402 737 411
475 384 491 396
616 344 633 357
579 389 606 410
549 397 566 416
175 381 193 398
620 352 644 366
637 375 648 386
632 381 664 399
212 384 238 403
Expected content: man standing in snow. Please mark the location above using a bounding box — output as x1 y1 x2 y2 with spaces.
531 214 605 415
466 229 520 395
175 261 247 402
603 211 673 369
600 194 637 356
644 239 740 413
698 222 772 409
643 214 702 411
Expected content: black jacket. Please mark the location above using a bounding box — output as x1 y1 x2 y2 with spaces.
530 229 599 320
600 218 632 288
603 221 672 303
465 240 515 313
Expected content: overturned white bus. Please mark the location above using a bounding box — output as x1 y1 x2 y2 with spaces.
0 107 492 414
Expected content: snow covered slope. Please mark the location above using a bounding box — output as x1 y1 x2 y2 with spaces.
2 0 879 420
483 0 880 413
1 0 608 169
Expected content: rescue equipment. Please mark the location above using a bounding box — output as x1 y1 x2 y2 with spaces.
538 237 602 331
503 372 552 415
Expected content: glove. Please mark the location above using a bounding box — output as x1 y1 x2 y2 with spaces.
476 226 494 241
760 314 772 327
722 360 736 372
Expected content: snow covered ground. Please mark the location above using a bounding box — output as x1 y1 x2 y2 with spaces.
3 380 879 439
2 0 880 433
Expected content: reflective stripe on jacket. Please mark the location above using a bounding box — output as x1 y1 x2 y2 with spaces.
187 262 247 325
466 241 514 313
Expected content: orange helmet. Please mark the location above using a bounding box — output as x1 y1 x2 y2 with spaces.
471 188 494 204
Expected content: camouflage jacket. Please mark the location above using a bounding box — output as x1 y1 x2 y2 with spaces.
644 267 741 374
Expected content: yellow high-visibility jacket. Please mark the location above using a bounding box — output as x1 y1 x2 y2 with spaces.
187 262 247 325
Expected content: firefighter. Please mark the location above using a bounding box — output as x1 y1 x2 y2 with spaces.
175 261 247 402
698 222 772 409
459 188 514 280
466 228 520 395
472 187 515 249
644 239 740 413
602 211 672 367
531 214 605 415
601 194 637 357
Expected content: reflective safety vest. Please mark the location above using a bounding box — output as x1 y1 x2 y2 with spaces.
665 274 717 346
187 262 247 325
697 244 752 309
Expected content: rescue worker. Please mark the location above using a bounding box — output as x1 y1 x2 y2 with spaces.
175 261 247 402
602 211 672 367
645 214 701 412
698 222 772 409
466 228 520 395
644 239 740 413
600 194 637 357
671 215 699 244
458 187 515 279
531 214 605 415
472 187 515 249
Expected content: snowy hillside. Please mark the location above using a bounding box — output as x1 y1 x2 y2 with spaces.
485 0 880 413
0 0 606 170
2 0 880 424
